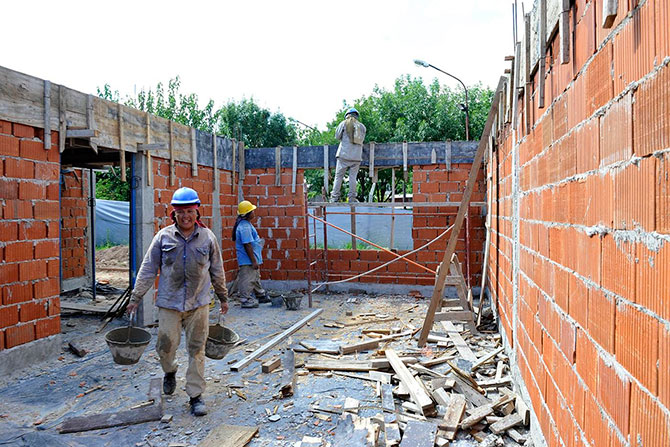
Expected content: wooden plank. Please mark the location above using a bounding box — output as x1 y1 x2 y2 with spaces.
232 138 237 194
118 103 126 181
58 86 66 153
420 354 455 368
323 144 329 192
261 357 280 373
60 378 162 433
602 0 618 28
472 347 504 371
452 374 491 407
418 77 505 347
145 113 152 186
305 356 418 372
409 363 446 378
43 80 51 150
434 311 475 322
459 404 494 429
490 412 523 434
65 129 98 138
191 127 198 176
399 420 437 447
279 349 295 398
402 141 408 181
292 339 340 354
431 387 451 407
275 146 281 186
538 0 546 109
381 383 396 413
439 394 466 440
340 339 379 355
238 140 245 202
560 10 570 64
369 141 375 176
198 424 259 447
441 321 477 361
291 145 297 193
516 395 530 425
445 140 452 171
369 371 393 384
169 121 175 186
230 309 322 371
385 349 435 417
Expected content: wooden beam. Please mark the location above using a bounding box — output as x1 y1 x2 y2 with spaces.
238 140 245 203
402 141 408 181
441 321 477 361
417 77 505 347
43 80 51 150
291 145 297 193
445 140 452 171
560 0 571 64
439 394 466 440
261 357 281 373
279 349 296 398
275 146 282 186
433 311 475 322
231 138 237 195
230 309 322 371
471 347 504 371
198 424 259 447
60 378 162 433
602 0 618 28
118 103 126 182
58 86 66 153
65 129 98 138
191 127 198 176
490 413 523 434
169 121 175 186
323 144 329 193
385 349 435 417
145 113 152 186
538 0 547 109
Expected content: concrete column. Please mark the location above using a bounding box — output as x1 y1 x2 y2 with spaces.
131 153 156 327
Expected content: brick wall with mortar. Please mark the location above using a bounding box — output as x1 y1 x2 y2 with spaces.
60 169 89 280
0 121 61 351
488 1 670 445
238 164 486 287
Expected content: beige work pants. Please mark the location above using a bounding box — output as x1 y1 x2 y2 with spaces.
156 305 208 398
330 158 360 201
231 265 265 306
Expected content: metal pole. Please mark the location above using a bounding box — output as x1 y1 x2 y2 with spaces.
303 185 313 307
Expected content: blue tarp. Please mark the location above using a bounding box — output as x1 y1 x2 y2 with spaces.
95 199 129 246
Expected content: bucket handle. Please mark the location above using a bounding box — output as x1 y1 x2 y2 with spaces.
127 309 137 342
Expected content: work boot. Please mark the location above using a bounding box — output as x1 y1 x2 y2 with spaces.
348 197 359 203
163 372 176 395
240 298 259 308
329 196 339 203
189 395 208 416
257 293 271 304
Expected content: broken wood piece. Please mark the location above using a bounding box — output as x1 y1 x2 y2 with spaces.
441 321 477 361
439 393 466 440
261 357 281 373
339 339 379 355
369 371 392 384
459 404 494 429
452 374 491 407
230 309 322 371
448 360 485 393
278 350 295 398
515 395 530 425
431 387 451 407
508 428 527 443
299 340 317 351
385 349 435 417
409 363 446 378
343 397 360 414
399 420 438 447
471 346 504 371
420 354 456 368
490 412 523 434
431 377 456 390
68 341 87 358
305 356 418 372
477 377 512 387
197 423 259 447
60 378 162 433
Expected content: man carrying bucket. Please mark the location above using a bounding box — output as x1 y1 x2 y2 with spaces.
127 187 228 416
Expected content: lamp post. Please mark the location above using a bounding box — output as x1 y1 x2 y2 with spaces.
414 59 470 141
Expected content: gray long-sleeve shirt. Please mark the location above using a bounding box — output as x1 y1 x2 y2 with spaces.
130 225 228 312
335 118 366 162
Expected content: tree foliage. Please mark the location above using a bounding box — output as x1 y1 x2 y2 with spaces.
95 75 493 202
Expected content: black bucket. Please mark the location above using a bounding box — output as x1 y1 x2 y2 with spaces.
105 326 151 365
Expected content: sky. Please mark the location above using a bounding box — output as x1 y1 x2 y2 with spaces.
2 0 525 130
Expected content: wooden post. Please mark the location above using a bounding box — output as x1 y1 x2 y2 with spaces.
231 138 237 195
602 0 618 28
146 114 153 187
402 141 408 182
369 142 375 177
524 12 532 135
323 144 329 197
213 134 218 191
191 128 198 176
275 146 282 186
58 86 66 153
445 141 452 171
417 77 504 347
350 204 357 250
303 185 313 307
43 80 51 150
238 140 245 203
169 121 175 186
291 145 297 193
560 0 571 64
512 43 521 130
390 168 396 250
118 103 126 182
538 0 546 109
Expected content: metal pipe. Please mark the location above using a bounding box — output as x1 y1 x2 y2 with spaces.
308 213 435 275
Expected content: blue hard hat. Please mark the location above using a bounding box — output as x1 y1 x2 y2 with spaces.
171 187 201 206
346 107 359 117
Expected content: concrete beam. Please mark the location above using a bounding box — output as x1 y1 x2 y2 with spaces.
0 335 62 378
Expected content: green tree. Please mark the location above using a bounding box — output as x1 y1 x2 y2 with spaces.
305 75 493 201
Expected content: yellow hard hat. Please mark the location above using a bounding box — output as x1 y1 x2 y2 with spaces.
238 200 257 215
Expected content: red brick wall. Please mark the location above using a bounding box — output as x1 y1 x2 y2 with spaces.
0 121 61 350
489 1 670 445
237 164 486 287
60 169 89 280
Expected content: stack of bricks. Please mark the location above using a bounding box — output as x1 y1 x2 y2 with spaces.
489 1 670 445
60 169 89 280
0 121 61 350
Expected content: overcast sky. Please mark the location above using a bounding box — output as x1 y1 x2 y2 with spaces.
2 0 524 130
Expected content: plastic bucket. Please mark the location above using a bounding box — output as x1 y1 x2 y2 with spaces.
205 324 240 360
105 326 151 365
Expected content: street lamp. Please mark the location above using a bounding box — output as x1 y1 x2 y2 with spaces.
414 59 470 141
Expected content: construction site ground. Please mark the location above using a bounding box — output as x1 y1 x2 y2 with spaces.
0 291 528 447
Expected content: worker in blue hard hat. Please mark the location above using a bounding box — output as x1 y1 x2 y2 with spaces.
127 187 228 417
330 107 366 203
228 200 270 308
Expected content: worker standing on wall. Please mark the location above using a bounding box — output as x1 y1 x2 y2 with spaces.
230 200 270 308
127 187 228 417
330 107 367 203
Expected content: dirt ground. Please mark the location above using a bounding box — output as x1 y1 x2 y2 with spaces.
95 245 130 289
0 292 518 447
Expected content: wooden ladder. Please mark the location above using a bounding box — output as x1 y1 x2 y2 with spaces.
432 253 478 335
